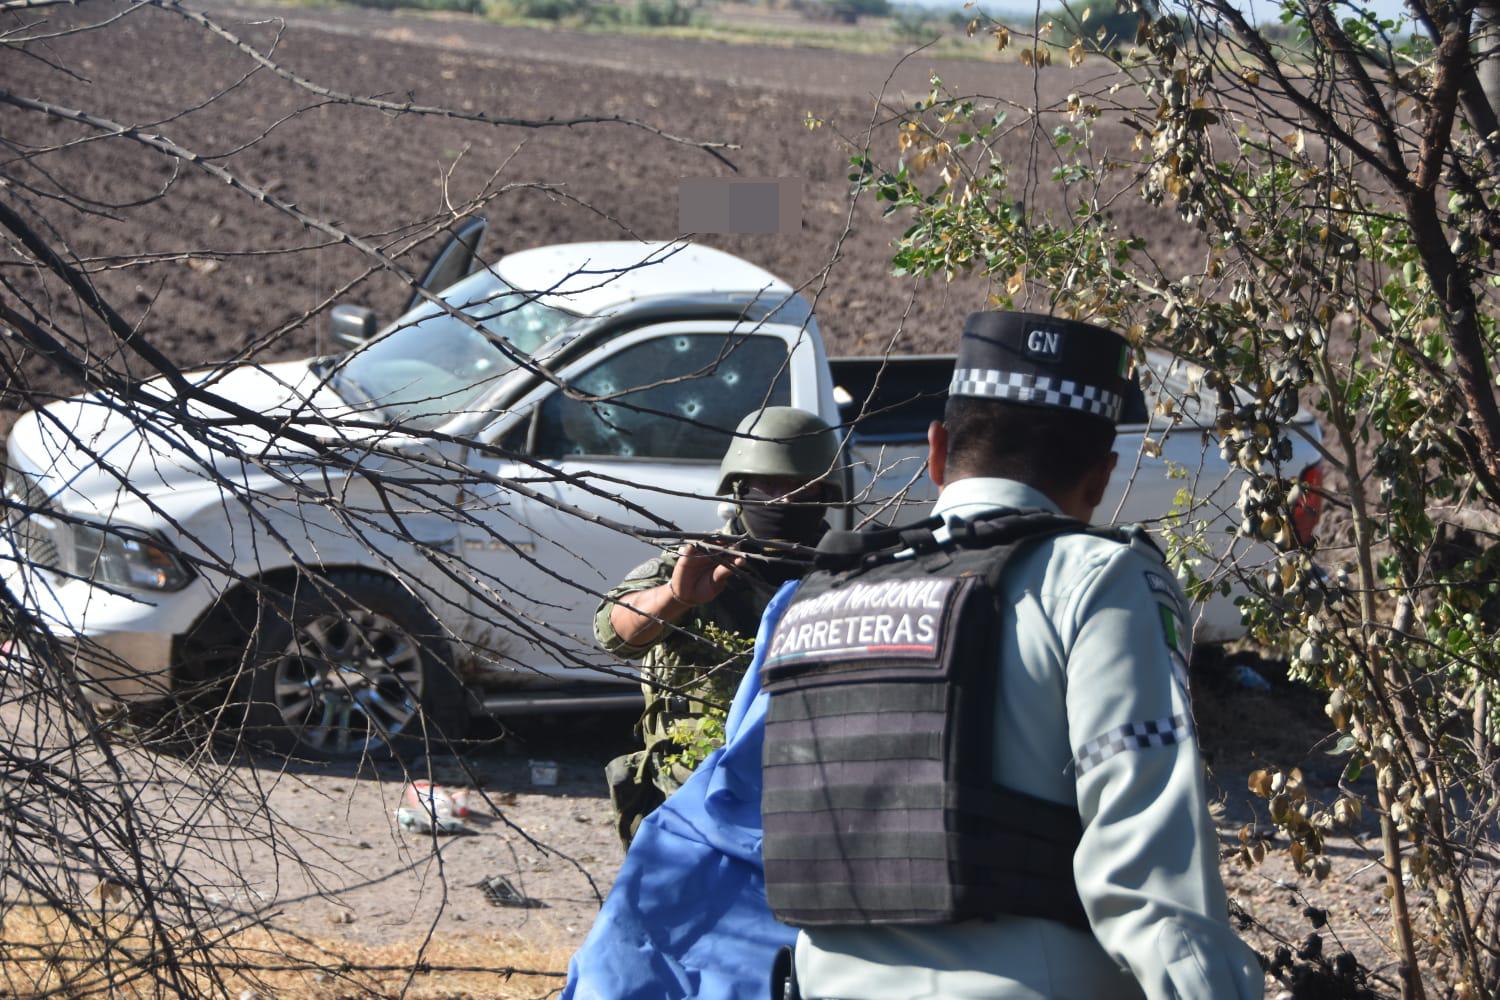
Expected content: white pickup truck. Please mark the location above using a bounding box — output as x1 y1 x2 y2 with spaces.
1 223 1323 757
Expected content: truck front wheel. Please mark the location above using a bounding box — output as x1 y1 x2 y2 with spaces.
238 571 469 760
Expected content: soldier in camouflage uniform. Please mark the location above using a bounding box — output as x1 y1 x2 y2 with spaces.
595 407 843 847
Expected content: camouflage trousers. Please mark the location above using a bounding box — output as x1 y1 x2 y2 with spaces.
604 683 707 849
603 745 696 850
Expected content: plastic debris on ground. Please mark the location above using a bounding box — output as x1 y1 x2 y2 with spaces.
1231 663 1273 691
529 759 559 786
477 874 546 909
396 780 473 835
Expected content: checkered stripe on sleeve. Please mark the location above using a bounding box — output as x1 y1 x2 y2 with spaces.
1074 714 1193 776
949 369 1123 420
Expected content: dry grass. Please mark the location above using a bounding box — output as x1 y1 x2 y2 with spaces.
0 904 569 999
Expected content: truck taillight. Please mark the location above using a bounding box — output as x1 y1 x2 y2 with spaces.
1291 463 1324 547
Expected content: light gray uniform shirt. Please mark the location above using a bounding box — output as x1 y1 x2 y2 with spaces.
794 477 1263 1000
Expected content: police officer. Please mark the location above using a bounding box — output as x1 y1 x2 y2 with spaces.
760 312 1262 999
596 406 843 847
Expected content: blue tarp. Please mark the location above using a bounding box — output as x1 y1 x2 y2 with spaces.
561 581 799 1000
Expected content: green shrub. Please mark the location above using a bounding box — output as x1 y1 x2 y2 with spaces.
1048 0 1158 51
889 5 930 41
347 0 485 13
799 0 888 24
631 0 695 26
492 0 596 20
588 2 626 23
837 0 890 16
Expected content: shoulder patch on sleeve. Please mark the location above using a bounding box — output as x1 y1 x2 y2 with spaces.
1156 598 1193 703
623 558 667 583
1145 565 1191 644
1157 601 1184 651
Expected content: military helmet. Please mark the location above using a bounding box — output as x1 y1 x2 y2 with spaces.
716 406 844 500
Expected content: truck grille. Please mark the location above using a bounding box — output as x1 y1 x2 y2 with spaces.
3 467 70 574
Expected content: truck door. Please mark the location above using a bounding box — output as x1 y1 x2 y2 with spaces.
478 320 821 684
450 413 546 680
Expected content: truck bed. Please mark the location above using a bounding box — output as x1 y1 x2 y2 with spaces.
833 353 1324 644
833 354 1151 526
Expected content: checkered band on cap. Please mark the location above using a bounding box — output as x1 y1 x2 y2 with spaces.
1074 715 1193 776
949 368 1123 421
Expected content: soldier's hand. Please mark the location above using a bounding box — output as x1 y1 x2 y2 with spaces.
669 542 743 607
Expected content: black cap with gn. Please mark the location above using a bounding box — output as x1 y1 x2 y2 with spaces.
950 311 1132 424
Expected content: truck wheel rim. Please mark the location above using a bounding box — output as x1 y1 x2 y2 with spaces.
272 611 424 755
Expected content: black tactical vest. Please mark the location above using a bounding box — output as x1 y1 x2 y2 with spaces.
761 509 1108 929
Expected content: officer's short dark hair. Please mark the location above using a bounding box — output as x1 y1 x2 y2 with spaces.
943 395 1116 495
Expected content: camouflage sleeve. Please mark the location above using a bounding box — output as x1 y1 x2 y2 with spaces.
594 554 675 660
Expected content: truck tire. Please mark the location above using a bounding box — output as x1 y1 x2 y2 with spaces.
237 571 469 761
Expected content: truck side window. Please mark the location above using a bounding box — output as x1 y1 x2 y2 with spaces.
534 334 792 460
497 417 531 455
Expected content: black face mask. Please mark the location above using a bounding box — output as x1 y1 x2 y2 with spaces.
739 502 828 547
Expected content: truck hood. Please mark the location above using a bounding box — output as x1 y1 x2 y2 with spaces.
8 359 366 516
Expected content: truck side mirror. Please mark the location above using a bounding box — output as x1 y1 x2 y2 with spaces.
329 304 378 350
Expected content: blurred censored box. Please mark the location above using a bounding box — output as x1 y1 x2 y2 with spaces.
679 178 803 234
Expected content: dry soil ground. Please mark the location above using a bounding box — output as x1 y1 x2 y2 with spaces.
0 3 1410 996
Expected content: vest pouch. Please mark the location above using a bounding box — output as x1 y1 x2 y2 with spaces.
761 541 1088 929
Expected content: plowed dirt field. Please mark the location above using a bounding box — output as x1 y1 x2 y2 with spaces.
1 0 1207 405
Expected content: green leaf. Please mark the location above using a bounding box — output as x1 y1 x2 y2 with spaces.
1327 733 1357 755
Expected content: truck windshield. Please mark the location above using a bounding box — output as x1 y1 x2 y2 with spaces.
333 282 578 430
